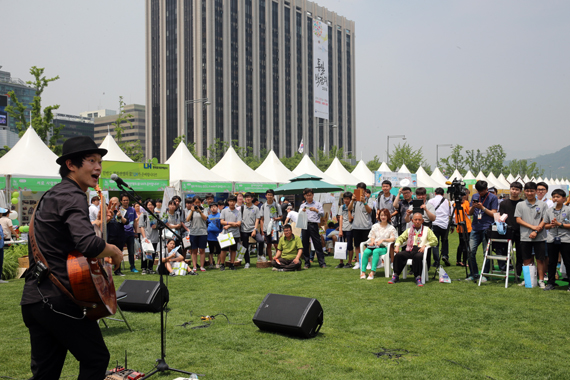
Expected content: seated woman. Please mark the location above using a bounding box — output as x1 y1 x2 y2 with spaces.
360 208 397 280
158 239 197 276
389 212 438 287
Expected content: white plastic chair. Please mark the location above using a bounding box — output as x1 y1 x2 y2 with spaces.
359 240 392 278
395 247 429 285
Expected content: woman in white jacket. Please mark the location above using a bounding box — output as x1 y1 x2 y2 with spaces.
360 208 397 280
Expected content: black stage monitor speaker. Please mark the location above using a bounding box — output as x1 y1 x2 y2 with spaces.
117 280 169 312
252 293 323 338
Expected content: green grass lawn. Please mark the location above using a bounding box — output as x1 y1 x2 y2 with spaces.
2 233 570 379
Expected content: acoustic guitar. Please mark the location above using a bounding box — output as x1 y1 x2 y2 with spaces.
67 184 117 320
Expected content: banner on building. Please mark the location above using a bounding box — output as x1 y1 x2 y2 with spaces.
375 171 418 188
313 19 329 120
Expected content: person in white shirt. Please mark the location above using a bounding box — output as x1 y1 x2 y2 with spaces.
88 195 100 223
536 182 554 209
360 208 397 280
428 187 452 267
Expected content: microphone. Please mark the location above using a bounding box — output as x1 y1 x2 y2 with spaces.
111 174 133 190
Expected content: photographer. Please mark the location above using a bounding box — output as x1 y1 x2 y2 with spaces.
393 186 413 235
428 187 452 267
187 196 208 272
466 180 498 282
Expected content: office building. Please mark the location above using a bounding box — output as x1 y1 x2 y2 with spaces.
51 113 95 145
146 0 356 162
0 67 36 137
79 109 117 119
93 104 146 153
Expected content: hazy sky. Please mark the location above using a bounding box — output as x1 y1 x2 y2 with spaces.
3 0 569 166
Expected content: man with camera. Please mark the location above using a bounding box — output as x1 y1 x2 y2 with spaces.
466 180 498 282
393 186 414 235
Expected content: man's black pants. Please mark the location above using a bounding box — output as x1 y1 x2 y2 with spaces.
547 242 570 286
302 222 325 267
394 247 423 278
432 225 449 264
22 297 110 380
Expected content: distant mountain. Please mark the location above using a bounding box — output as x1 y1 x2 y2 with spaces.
529 145 570 180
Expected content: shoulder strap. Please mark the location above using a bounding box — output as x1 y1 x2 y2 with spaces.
29 194 97 309
435 197 446 211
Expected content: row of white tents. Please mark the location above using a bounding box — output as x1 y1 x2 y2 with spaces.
1 127 569 191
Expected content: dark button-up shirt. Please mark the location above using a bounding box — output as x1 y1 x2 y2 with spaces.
21 177 107 305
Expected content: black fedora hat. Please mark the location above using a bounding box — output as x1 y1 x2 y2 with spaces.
56 136 108 165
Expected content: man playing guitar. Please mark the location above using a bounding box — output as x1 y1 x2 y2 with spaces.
20 136 123 380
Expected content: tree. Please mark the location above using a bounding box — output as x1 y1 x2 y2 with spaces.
464 148 486 175
439 145 467 176
315 147 355 172
482 145 507 176
4 66 64 155
112 96 144 162
0 146 10 158
366 155 381 172
387 143 431 173
505 159 544 179
280 152 304 171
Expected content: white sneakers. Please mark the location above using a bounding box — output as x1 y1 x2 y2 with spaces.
244 263 250 269
353 262 360 270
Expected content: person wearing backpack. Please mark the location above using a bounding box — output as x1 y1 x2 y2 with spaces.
428 187 452 267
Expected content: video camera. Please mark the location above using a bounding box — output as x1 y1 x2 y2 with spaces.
447 178 467 202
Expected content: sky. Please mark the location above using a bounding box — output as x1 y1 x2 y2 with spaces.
2 0 569 167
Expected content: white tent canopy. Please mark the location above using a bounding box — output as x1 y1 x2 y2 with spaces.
165 142 227 184
464 170 476 180
293 155 338 185
449 169 463 181
351 160 375 187
430 167 449 187
497 173 511 188
255 150 294 183
211 146 273 183
0 127 59 177
506 174 516 183
377 162 391 172
99 133 133 162
324 157 360 186
416 167 442 188
523 175 531 183
398 163 411 174
487 172 507 190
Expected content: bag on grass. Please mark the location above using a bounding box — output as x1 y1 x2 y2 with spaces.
237 243 247 255
217 232 235 249
296 210 308 230
523 264 538 288
334 236 348 260
171 262 188 276
438 267 451 283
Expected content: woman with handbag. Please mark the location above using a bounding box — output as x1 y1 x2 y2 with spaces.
360 208 397 280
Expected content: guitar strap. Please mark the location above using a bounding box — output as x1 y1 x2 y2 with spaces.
29 195 97 309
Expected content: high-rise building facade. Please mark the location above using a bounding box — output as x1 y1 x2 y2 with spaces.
146 0 355 163
0 68 36 141
92 104 146 153
51 114 95 145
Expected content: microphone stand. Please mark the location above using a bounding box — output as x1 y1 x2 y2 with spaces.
114 181 197 379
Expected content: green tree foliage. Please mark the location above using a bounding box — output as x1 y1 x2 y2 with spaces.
280 152 304 171
387 143 431 173
4 66 64 155
315 147 355 172
0 146 10 158
439 145 467 176
112 96 144 162
366 155 381 172
482 145 507 176
506 159 544 179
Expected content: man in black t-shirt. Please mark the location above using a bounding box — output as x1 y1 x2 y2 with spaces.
498 182 523 276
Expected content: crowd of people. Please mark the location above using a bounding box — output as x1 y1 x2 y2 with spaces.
86 177 570 289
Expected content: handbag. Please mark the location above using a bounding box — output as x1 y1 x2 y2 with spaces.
217 232 235 249
334 236 348 260
141 239 155 254
522 264 538 288
296 209 308 230
182 235 191 249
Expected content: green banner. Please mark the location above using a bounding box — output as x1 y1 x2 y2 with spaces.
10 177 61 191
235 183 277 193
101 161 169 181
181 182 233 193
99 178 169 192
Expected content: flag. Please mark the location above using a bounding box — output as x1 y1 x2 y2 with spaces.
298 139 304 154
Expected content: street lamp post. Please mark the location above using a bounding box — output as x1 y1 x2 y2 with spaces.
184 98 211 145
386 135 406 166
436 144 453 167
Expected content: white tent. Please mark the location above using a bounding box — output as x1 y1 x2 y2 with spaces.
377 162 391 172
523 175 531 183
449 169 463 181
497 173 511 188
476 171 487 182
537 177 544 182
99 133 133 162
416 167 442 188
506 174 516 183
555 178 561 185
324 157 360 186
351 160 375 187
464 171 476 180
293 155 338 185
211 146 273 183
255 150 294 183
487 172 507 190
431 167 449 187
165 142 227 184
0 127 59 177
398 163 411 174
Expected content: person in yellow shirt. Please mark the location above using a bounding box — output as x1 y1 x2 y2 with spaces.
271 224 304 272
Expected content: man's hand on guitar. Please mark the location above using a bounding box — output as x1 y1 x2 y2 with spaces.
99 243 124 270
